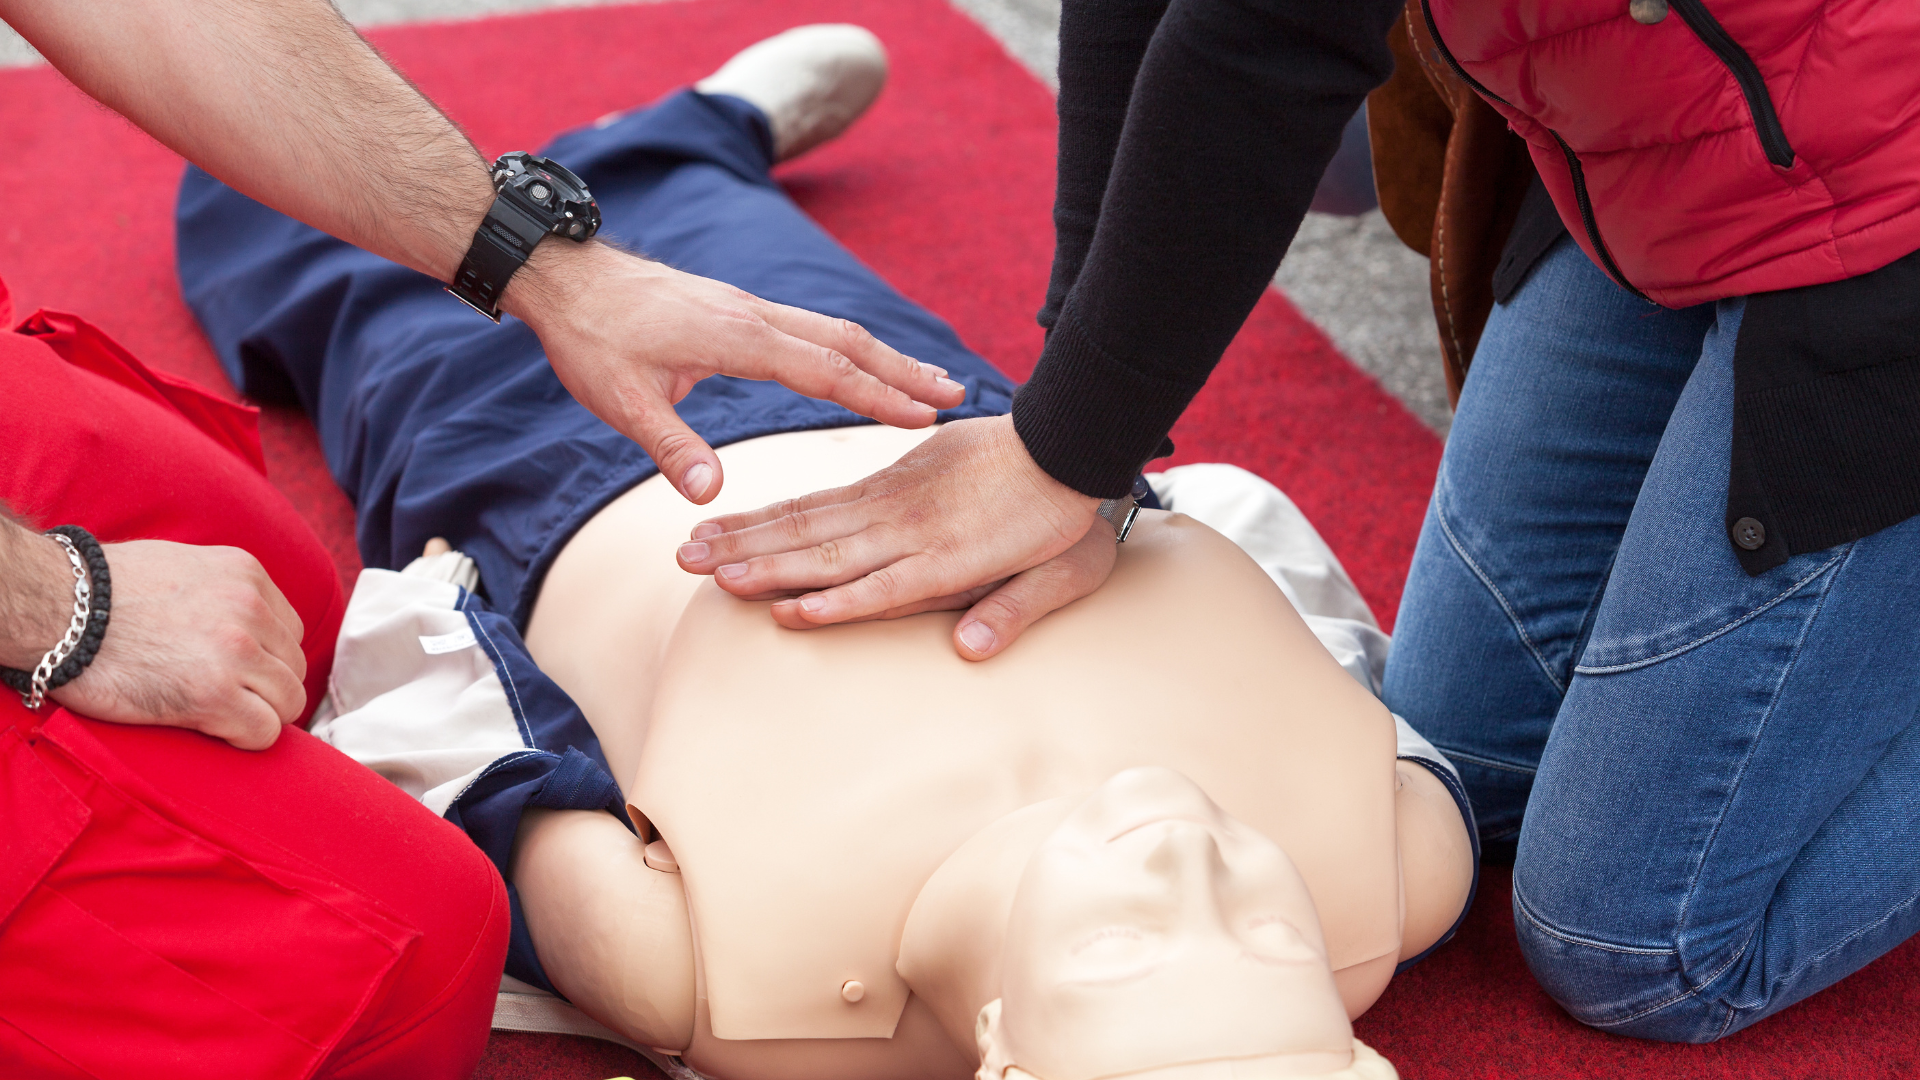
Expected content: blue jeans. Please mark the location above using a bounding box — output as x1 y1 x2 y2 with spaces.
1382 237 1920 1042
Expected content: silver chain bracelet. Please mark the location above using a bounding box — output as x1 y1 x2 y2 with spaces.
23 533 92 709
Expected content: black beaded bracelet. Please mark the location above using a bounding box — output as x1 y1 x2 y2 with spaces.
1 525 112 700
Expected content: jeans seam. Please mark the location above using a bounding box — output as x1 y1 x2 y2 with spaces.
1671 547 1846 950
1517 882 1756 1029
1784 886 1920 992
1592 937 1749 1030
1513 883 1676 956
1429 744 1538 777
1549 547 1843 1038
1434 484 1568 695
1571 548 1847 675
1714 1000 1738 1041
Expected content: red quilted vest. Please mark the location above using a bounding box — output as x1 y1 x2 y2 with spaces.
1424 0 1920 307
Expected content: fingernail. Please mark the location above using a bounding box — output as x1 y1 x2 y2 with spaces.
936 378 964 395
684 462 715 499
958 620 996 654
799 596 825 613
921 362 949 378
679 541 710 563
693 522 722 540
718 563 748 580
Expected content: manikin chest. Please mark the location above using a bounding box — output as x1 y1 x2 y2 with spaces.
630 518 1401 1045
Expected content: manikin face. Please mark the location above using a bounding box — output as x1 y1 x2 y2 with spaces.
993 768 1354 1080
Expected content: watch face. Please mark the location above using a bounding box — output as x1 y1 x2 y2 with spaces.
535 158 591 196
491 152 601 240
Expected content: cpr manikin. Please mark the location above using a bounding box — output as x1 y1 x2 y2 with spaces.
171 19 1465 1076
502 424 1471 1080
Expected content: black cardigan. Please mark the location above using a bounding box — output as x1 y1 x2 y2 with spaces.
1498 186 1920 576
1019 0 1920 574
1013 0 1401 498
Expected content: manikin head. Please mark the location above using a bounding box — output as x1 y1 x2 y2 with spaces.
974 768 1396 1080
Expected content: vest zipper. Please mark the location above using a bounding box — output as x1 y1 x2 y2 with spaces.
1418 0 1508 107
1418 0 1653 303
1667 0 1795 168
1547 132 1651 302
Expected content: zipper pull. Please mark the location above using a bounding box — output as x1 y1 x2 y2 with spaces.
1630 0 1669 23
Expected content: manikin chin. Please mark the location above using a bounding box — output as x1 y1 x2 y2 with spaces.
911 769 1398 1080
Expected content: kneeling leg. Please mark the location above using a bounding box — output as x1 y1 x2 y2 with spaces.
1512 301 1920 1042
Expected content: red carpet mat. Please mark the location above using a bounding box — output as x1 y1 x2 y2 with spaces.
2 2 1913 1077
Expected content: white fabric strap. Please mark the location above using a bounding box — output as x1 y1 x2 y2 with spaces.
309 568 529 816
492 978 709 1080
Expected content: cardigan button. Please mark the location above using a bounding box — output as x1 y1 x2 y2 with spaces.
1629 0 1669 23
1731 517 1767 551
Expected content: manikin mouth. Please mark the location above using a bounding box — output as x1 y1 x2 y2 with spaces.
1105 814 1223 845
1077 767 1233 845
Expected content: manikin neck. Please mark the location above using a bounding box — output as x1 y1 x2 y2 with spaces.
896 797 1081 1058
897 796 1366 1080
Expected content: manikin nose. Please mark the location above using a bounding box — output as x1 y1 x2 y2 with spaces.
1141 819 1235 935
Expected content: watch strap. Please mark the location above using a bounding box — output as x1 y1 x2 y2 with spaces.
448 194 556 321
1096 475 1153 543
1097 496 1141 543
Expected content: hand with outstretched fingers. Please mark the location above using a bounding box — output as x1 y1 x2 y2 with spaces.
674 414 1116 660
508 242 967 504
1 0 960 517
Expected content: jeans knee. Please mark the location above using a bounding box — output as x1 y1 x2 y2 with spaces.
1511 880 1740 1043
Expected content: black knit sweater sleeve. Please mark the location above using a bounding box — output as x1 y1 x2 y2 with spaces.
1039 0 1173 335
1016 0 1402 497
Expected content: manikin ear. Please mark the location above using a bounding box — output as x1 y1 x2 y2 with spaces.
975 999 1035 1080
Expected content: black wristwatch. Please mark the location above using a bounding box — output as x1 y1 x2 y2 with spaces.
447 152 602 321
1097 475 1154 543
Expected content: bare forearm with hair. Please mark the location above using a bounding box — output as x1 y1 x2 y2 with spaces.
0 0 491 283
0 0 970 508
0 510 72 670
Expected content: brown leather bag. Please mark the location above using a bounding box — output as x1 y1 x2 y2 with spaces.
1366 2 1537 406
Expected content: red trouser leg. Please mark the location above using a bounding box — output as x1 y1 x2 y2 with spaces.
0 701 508 1079
0 299 508 1076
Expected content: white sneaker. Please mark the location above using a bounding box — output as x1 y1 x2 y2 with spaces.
695 24 889 162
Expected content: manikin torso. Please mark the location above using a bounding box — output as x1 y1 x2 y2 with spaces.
520 425 1468 1080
